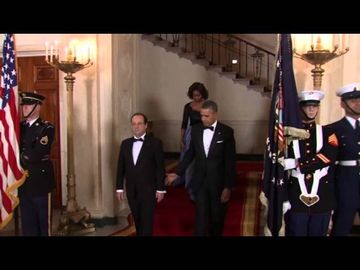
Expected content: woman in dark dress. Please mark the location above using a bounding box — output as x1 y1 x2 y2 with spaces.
169 82 209 200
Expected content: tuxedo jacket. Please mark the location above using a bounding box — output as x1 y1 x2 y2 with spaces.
326 117 360 208
19 118 55 197
116 135 165 193
176 122 236 193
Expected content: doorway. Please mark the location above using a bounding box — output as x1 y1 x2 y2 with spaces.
17 56 62 208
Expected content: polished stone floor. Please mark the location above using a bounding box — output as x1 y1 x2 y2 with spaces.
0 208 128 237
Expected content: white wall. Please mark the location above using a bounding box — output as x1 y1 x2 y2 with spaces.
237 34 277 53
138 36 271 154
293 34 360 125
11 34 116 218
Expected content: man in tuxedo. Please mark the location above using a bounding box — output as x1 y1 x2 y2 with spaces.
167 100 236 236
19 91 55 236
116 113 166 236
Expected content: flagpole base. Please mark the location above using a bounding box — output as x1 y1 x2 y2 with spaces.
57 208 96 236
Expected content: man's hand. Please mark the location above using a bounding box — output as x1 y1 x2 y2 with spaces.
116 191 124 201
180 140 185 151
156 192 165 203
220 188 231 203
165 173 179 186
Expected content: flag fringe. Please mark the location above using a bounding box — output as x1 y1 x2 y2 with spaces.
259 191 287 236
284 126 310 143
0 170 26 230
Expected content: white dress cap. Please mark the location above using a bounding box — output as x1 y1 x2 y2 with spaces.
298 90 325 102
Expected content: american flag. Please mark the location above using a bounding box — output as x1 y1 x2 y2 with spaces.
0 34 25 229
261 34 306 236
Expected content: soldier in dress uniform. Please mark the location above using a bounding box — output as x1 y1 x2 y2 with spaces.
19 91 55 236
327 83 360 236
284 90 339 236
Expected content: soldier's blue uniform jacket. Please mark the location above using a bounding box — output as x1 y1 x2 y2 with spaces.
19 118 56 197
326 118 360 209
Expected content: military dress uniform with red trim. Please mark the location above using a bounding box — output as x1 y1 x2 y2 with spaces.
286 123 338 236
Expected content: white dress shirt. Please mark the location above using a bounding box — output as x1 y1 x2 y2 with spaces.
132 134 145 165
345 116 360 129
26 117 38 127
203 121 217 157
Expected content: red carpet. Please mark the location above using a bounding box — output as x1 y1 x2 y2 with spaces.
153 161 263 236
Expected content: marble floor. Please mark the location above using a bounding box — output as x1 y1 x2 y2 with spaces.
0 208 128 237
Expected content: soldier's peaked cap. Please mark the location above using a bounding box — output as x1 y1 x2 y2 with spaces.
336 83 360 100
20 91 45 105
298 90 325 106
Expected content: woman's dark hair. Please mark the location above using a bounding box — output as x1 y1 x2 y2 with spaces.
187 82 209 100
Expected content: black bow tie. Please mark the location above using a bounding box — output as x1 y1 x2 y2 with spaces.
133 138 144 142
203 126 214 131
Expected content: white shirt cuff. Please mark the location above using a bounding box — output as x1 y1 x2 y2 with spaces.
116 189 124 193
156 190 166 194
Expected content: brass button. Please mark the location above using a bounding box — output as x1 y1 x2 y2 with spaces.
306 150 310 154
306 143 310 146
306 174 312 180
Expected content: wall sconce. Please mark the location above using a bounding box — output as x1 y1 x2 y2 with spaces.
45 40 94 235
251 50 264 85
292 34 349 89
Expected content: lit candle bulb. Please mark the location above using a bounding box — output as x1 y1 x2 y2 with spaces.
45 42 49 61
54 40 59 60
344 34 350 50
65 47 68 61
67 48 73 61
50 45 54 63
73 46 77 61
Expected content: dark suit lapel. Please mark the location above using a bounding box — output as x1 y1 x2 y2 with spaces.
197 127 207 158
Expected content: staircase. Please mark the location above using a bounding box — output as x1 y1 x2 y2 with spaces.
142 34 276 94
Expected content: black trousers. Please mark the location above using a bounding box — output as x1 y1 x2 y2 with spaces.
288 211 331 236
331 207 358 236
20 193 51 236
127 189 156 236
194 185 228 236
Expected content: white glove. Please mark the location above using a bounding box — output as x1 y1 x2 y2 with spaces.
284 158 297 170
282 201 291 214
